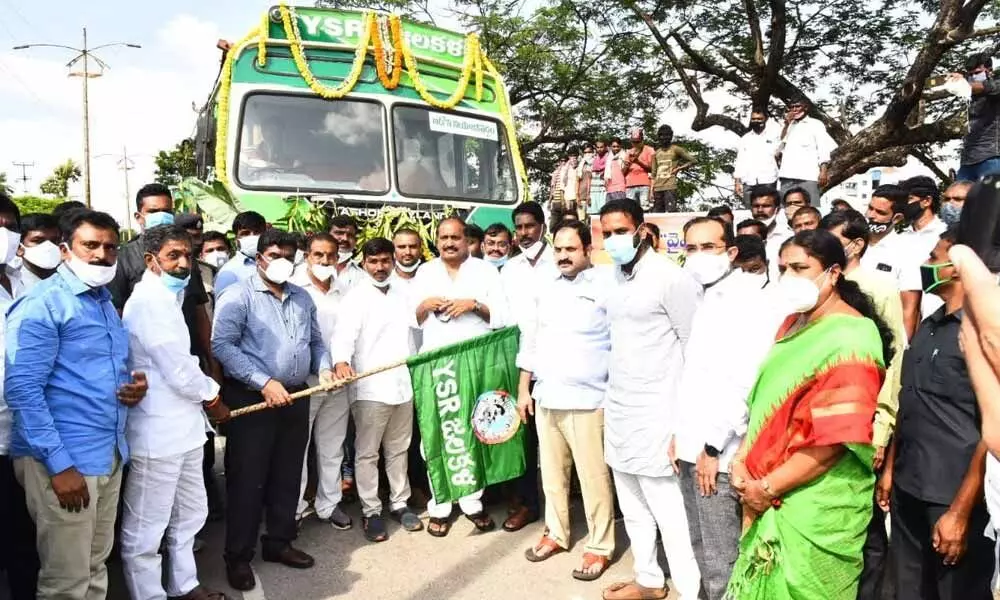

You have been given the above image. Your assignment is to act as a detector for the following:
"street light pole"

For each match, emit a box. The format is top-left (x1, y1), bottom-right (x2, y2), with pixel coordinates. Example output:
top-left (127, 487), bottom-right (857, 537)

top-left (13, 31), bottom-right (140, 208)
top-left (81, 28), bottom-right (92, 207)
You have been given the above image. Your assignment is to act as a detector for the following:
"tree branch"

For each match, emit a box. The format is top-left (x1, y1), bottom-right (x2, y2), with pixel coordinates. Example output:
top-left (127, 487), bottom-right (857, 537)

top-left (910, 148), bottom-right (952, 183)
top-left (756, 0), bottom-right (787, 109)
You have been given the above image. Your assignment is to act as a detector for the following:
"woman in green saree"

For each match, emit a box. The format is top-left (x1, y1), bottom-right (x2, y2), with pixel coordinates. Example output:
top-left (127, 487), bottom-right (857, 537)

top-left (727, 230), bottom-right (897, 600)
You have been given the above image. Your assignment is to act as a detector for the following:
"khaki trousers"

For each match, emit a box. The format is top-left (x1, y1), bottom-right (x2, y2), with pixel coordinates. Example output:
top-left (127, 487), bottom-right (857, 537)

top-left (351, 400), bottom-right (413, 517)
top-left (536, 406), bottom-right (615, 557)
top-left (15, 455), bottom-right (122, 600)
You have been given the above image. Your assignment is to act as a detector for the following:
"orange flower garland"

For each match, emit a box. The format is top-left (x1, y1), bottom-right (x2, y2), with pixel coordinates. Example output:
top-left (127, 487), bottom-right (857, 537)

top-left (373, 15), bottom-right (403, 90)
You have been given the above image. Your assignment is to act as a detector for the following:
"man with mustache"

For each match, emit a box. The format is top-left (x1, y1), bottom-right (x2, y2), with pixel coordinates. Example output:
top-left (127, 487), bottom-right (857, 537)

top-left (411, 217), bottom-right (507, 537)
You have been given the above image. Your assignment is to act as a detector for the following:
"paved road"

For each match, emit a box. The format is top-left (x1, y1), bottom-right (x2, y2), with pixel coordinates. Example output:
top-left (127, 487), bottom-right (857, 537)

top-left (102, 497), bottom-right (681, 600)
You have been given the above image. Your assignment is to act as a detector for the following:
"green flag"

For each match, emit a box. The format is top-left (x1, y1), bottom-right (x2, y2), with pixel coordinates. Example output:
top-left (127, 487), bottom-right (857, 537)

top-left (408, 327), bottom-right (525, 504)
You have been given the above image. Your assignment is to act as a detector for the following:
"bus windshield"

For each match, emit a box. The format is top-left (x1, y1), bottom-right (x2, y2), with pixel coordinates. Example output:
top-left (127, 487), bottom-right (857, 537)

top-left (236, 94), bottom-right (389, 193)
top-left (392, 105), bottom-right (516, 204)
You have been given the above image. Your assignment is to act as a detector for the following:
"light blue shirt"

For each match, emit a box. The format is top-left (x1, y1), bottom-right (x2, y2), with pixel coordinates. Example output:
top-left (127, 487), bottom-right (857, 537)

top-left (5, 264), bottom-right (130, 476)
top-left (214, 253), bottom-right (257, 297)
top-left (212, 273), bottom-right (330, 390)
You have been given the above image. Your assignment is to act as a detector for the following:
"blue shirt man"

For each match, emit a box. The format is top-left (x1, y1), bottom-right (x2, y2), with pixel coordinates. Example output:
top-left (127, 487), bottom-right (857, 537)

top-left (213, 210), bottom-right (266, 297)
top-left (210, 228), bottom-right (331, 590)
top-left (4, 209), bottom-right (147, 600)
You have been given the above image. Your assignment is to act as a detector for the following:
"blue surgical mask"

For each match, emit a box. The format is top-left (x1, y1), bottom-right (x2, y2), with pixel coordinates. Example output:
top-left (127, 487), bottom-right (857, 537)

top-left (159, 267), bottom-right (191, 294)
top-left (143, 211), bottom-right (175, 230)
top-left (940, 203), bottom-right (962, 226)
top-left (486, 255), bottom-right (508, 268)
top-left (604, 232), bottom-right (639, 265)
top-left (971, 72), bottom-right (988, 83)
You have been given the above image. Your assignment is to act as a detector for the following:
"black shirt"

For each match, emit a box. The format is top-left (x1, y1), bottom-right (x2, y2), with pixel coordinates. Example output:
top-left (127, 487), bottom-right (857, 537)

top-left (108, 236), bottom-right (209, 357)
top-left (894, 307), bottom-right (980, 505)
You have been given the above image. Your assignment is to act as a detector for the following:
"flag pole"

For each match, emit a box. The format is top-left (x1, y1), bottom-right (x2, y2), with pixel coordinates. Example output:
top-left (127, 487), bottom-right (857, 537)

top-left (228, 357), bottom-right (410, 418)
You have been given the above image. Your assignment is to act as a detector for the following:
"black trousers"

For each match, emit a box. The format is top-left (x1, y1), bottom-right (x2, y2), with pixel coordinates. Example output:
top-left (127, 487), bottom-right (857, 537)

top-left (223, 380), bottom-right (310, 563)
top-left (857, 491), bottom-right (893, 600)
top-left (0, 456), bottom-right (39, 600)
top-left (890, 485), bottom-right (994, 600)
top-left (513, 411), bottom-right (540, 513)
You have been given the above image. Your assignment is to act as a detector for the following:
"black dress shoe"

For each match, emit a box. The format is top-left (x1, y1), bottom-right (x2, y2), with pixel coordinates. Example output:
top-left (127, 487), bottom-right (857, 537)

top-left (225, 561), bottom-right (256, 591)
top-left (261, 544), bottom-right (315, 569)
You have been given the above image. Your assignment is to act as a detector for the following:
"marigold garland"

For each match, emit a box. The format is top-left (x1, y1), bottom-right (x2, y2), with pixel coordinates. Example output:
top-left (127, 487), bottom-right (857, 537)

top-left (278, 2), bottom-right (374, 100)
top-left (257, 11), bottom-right (269, 67)
top-left (373, 15), bottom-right (403, 90)
top-left (483, 55), bottom-right (530, 200)
top-left (216, 28), bottom-right (264, 187)
top-left (401, 32), bottom-right (480, 110)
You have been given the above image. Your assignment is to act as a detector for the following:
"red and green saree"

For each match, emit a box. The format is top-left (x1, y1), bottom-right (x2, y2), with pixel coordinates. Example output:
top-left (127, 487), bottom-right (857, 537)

top-left (726, 314), bottom-right (885, 600)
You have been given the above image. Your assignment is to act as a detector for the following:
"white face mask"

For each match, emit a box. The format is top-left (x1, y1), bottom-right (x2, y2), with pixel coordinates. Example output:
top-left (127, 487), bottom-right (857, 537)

top-left (684, 252), bottom-right (731, 286)
top-left (338, 248), bottom-right (354, 264)
top-left (757, 215), bottom-right (776, 228)
top-left (22, 241), bottom-right (62, 270)
top-left (294, 249), bottom-right (305, 265)
top-left (262, 257), bottom-right (294, 285)
top-left (0, 228), bottom-right (21, 265)
top-left (396, 260), bottom-right (420, 274)
top-left (368, 273), bottom-right (391, 288)
top-left (778, 269), bottom-right (829, 313)
top-left (62, 246), bottom-right (117, 288)
top-left (310, 263), bottom-right (336, 282)
top-left (238, 235), bottom-right (260, 258)
top-left (523, 240), bottom-right (545, 260)
top-left (971, 72), bottom-right (988, 82)
top-left (203, 250), bottom-right (229, 269)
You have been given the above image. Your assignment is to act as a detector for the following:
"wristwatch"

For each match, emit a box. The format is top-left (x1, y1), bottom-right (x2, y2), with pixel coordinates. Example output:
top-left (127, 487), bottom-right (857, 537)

top-left (704, 444), bottom-right (721, 458)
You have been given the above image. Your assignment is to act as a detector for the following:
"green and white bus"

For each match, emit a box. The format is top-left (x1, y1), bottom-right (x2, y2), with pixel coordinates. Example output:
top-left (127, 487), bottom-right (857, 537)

top-left (193, 3), bottom-right (527, 233)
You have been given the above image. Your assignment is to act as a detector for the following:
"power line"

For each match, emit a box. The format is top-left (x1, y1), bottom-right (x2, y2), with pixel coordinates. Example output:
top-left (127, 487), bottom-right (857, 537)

top-left (12, 161), bottom-right (34, 195)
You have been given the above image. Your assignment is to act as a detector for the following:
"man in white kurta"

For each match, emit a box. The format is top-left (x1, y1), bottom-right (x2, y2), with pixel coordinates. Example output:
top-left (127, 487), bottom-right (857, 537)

top-left (411, 218), bottom-right (507, 536)
top-left (119, 226), bottom-right (228, 600)
top-left (598, 199), bottom-right (703, 600)
top-left (291, 233), bottom-right (354, 530)
top-left (331, 237), bottom-right (423, 542)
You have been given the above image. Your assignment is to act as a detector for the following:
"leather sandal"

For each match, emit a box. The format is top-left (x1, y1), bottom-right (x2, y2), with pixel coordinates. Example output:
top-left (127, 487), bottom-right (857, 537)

top-left (602, 581), bottom-right (668, 600)
top-left (572, 552), bottom-right (611, 581)
top-left (524, 535), bottom-right (565, 562)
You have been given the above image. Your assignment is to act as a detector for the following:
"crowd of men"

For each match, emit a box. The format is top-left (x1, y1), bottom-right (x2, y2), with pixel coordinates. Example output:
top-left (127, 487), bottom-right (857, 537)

top-left (0, 51), bottom-right (997, 600)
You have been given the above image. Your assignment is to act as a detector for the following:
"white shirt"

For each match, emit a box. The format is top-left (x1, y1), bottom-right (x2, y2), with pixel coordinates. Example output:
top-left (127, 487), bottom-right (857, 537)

top-left (517, 267), bottom-right (612, 411)
top-left (290, 269), bottom-right (349, 346)
top-left (0, 268), bottom-right (24, 455)
top-left (673, 270), bottom-right (782, 471)
top-left (777, 116), bottom-right (835, 181)
top-left (765, 221), bottom-right (794, 281)
top-left (861, 230), bottom-right (908, 287)
top-left (19, 267), bottom-right (44, 294)
top-left (336, 261), bottom-right (365, 289)
top-left (412, 256), bottom-right (507, 352)
top-left (603, 251), bottom-right (703, 477)
top-left (985, 454), bottom-right (1000, 539)
top-left (122, 271), bottom-right (220, 459)
top-left (331, 281), bottom-right (415, 405)
top-left (734, 124), bottom-right (780, 185)
top-left (501, 243), bottom-right (558, 329)
top-left (898, 216), bottom-right (948, 318)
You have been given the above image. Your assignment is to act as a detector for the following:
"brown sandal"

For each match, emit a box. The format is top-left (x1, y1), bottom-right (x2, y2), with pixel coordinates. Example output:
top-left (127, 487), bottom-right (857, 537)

top-left (572, 552), bottom-right (611, 581)
top-left (601, 581), bottom-right (667, 600)
top-left (524, 535), bottom-right (565, 562)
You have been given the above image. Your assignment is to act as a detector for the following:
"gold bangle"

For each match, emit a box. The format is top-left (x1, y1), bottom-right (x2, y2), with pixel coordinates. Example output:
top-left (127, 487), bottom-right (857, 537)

top-left (203, 396), bottom-right (220, 409)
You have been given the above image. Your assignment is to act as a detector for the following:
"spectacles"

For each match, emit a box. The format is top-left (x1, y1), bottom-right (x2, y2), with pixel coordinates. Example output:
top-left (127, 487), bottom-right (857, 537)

top-left (685, 243), bottom-right (726, 253)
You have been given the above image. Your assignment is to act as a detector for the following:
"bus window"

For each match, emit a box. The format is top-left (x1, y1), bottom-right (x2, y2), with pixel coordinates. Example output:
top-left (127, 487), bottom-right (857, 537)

top-left (237, 94), bottom-right (388, 193)
top-left (392, 105), bottom-right (516, 204)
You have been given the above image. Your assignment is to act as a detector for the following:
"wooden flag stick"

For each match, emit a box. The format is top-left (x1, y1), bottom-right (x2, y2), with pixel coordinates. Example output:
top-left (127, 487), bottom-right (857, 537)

top-left (228, 357), bottom-right (411, 418)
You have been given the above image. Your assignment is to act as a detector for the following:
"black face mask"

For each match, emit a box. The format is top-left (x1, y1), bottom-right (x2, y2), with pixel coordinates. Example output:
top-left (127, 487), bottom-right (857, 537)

top-left (868, 219), bottom-right (891, 235)
top-left (750, 121), bottom-right (765, 133)
top-left (902, 201), bottom-right (924, 222)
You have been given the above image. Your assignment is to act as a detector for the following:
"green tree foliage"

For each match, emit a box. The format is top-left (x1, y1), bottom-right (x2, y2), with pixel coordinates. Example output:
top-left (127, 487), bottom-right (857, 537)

top-left (320, 0), bottom-right (998, 196)
top-left (39, 160), bottom-right (82, 198)
top-left (12, 195), bottom-right (61, 215)
top-left (154, 139), bottom-right (197, 187)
